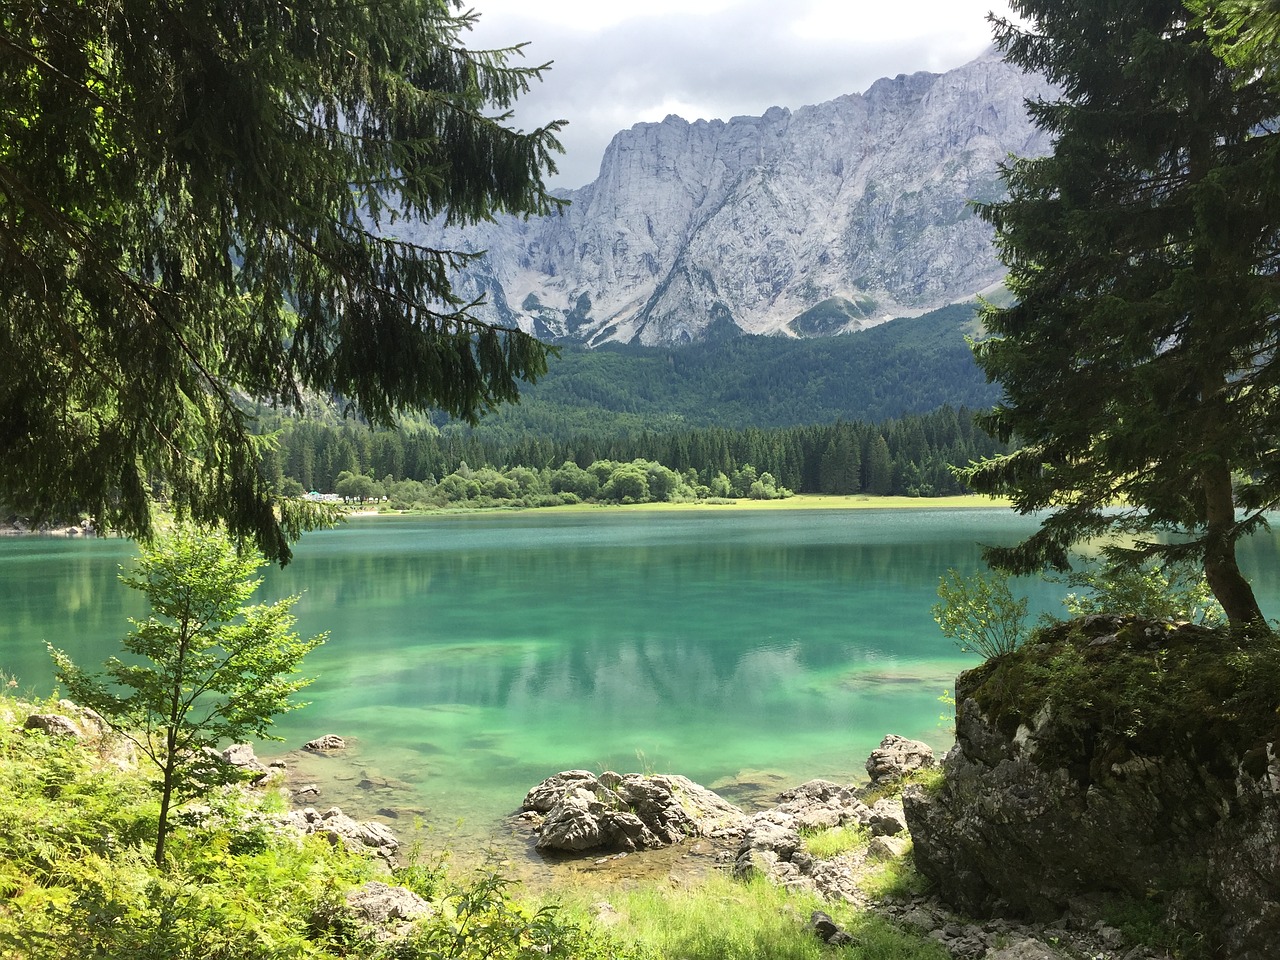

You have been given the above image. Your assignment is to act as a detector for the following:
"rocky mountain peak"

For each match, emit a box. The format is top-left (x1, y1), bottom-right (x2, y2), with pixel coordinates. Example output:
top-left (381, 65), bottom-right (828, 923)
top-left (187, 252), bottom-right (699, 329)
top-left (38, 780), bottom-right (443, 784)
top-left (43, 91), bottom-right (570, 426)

top-left (398, 50), bottom-right (1054, 345)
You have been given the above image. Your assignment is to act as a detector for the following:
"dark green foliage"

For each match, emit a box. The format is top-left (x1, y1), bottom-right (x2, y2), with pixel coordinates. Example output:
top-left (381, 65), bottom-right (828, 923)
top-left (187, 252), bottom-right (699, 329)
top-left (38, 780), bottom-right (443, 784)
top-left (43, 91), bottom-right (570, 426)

top-left (963, 0), bottom-right (1280, 626)
top-left (492, 302), bottom-right (996, 436)
top-left (789, 296), bottom-right (877, 337)
top-left (0, 696), bottom-right (643, 960)
top-left (963, 616), bottom-right (1280, 782)
top-left (264, 404), bottom-right (1006, 502)
top-left (0, 1), bottom-right (564, 563)
top-left (1191, 0), bottom-right (1280, 78)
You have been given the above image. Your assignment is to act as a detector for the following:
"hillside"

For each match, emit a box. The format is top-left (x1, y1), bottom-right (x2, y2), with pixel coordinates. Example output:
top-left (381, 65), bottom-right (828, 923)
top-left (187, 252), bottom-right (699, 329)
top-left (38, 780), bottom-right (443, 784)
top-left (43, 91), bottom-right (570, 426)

top-left (460, 302), bottom-right (995, 443)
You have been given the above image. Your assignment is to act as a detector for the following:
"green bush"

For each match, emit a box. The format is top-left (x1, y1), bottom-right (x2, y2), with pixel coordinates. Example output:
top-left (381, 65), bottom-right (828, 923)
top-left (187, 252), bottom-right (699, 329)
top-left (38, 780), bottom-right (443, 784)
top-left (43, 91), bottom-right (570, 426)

top-left (1057, 557), bottom-right (1224, 625)
top-left (932, 568), bottom-right (1029, 660)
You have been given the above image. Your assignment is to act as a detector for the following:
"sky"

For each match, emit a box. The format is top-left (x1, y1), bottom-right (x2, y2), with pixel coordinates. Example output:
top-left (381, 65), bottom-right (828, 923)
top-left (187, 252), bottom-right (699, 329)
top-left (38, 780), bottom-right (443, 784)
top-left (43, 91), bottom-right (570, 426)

top-left (465, 0), bottom-right (1020, 189)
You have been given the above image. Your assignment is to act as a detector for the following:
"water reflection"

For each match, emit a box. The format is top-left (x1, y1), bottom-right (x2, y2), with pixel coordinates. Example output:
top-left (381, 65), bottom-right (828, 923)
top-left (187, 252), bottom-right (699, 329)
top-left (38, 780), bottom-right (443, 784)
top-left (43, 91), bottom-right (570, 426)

top-left (3, 509), bottom-right (1278, 836)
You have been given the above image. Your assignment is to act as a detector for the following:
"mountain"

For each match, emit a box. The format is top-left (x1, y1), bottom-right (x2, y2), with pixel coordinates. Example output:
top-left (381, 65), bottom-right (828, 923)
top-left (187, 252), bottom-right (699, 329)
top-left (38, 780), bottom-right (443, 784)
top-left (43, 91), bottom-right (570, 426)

top-left (397, 50), bottom-right (1054, 346)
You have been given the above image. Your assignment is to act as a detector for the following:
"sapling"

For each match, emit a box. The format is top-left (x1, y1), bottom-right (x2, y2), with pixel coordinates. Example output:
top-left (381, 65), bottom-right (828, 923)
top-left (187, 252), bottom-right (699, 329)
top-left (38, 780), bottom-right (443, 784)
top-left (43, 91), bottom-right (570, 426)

top-left (50, 524), bottom-right (325, 866)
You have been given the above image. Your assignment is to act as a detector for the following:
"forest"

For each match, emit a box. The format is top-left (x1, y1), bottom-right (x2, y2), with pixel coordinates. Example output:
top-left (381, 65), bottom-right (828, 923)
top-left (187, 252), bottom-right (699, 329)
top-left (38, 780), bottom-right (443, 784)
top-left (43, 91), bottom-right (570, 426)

top-left (247, 301), bottom-right (1007, 506)
top-left (261, 405), bottom-right (1006, 507)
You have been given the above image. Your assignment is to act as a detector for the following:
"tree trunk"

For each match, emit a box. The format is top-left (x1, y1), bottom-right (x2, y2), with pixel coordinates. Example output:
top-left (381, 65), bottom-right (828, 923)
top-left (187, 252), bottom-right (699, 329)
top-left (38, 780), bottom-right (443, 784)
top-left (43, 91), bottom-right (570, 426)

top-left (1202, 459), bottom-right (1264, 628)
top-left (154, 730), bottom-right (178, 867)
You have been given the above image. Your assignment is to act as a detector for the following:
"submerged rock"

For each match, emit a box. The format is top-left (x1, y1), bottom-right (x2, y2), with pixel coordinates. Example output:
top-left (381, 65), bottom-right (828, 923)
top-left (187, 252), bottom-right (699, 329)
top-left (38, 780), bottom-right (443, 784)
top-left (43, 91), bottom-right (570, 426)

top-left (305, 734), bottom-right (347, 752)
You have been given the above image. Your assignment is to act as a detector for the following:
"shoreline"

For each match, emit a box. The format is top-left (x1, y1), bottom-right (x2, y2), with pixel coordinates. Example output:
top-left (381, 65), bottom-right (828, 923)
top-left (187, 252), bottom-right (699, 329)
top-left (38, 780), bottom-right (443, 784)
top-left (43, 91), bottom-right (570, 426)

top-left (345, 492), bottom-right (1015, 520)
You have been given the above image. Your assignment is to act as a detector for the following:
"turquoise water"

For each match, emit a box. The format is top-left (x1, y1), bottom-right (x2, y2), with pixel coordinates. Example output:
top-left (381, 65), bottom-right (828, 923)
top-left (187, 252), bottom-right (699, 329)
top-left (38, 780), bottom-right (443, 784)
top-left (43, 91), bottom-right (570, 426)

top-left (3, 508), bottom-right (1278, 846)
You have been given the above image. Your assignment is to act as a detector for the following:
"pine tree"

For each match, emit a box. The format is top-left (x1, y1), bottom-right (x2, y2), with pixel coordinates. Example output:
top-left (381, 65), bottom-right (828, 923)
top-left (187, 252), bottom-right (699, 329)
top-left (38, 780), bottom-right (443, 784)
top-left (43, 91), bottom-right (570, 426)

top-left (964, 0), bottom-right (1280, 626)
top-left (1, 1), bottom-right (564, 562)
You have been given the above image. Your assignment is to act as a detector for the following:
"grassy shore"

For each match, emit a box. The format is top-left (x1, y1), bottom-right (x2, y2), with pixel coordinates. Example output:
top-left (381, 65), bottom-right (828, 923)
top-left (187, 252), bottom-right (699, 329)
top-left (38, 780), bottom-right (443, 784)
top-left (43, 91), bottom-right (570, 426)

top-left (350, 492), bottom-right (1014, 520)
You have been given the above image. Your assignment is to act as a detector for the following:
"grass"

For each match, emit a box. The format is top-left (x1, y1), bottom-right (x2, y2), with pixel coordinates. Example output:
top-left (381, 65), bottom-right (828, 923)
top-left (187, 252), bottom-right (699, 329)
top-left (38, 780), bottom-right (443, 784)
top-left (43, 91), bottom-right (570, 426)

top-left (801, 823), bottom-right (869, 859)
top-left (363, 492), bottom-right (1013, 520)
top-left (551, 870), bottom-right (950, 960)
top-left (0, 689), bottom-right (955, 960)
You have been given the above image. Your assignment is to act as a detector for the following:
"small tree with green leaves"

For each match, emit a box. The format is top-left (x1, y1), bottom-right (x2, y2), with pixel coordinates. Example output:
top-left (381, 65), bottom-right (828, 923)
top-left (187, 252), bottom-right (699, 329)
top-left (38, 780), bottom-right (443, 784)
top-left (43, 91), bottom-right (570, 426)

top-left (1057, 556), bottom-right (1225, 626)
top-left (50, 525), bottom-right (325, 867)
top-left (932, 568), bottom-right (1029, 661)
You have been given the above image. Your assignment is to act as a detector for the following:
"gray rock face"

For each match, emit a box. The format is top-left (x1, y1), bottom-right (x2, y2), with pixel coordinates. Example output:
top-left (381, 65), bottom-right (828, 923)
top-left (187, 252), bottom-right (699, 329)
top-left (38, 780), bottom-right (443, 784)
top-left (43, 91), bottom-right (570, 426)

top-left (903, 645), bottom-right (1280, 960)
top-left (521, 770), bottom-right (745, 852)
top-left (865, 734), bottom-right (936, 785)
top-left (401, 51), bottom-right (1054, 345)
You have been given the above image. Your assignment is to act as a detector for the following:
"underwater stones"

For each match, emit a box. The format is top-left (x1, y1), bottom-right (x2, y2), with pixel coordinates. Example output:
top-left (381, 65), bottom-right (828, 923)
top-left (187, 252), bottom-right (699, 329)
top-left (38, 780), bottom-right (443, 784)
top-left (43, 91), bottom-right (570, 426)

top-left (305, 734), bottom-right (347, 752)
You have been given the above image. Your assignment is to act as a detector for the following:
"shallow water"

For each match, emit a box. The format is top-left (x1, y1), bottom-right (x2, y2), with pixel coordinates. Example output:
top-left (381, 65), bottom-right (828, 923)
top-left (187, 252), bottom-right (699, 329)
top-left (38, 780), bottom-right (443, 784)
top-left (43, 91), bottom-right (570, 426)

top-left (3, 507), bottom-right (1278, 864)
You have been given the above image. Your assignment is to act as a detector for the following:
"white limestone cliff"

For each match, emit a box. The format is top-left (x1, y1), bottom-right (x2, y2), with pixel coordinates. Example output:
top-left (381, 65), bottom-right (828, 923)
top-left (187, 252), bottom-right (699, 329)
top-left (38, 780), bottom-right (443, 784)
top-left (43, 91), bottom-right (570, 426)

top-left (394, 50), bottom-right (1054, 345)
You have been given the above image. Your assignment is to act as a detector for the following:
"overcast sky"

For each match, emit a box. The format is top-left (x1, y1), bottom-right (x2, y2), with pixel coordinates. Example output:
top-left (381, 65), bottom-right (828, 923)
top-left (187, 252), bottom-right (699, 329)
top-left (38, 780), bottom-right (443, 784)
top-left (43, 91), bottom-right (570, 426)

top-left (465, 0), bottom-right (1020, 189)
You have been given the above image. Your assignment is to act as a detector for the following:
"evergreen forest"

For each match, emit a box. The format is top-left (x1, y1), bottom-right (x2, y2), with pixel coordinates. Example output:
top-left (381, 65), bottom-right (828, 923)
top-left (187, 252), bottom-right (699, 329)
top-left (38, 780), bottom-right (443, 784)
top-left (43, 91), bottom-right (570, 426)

top-left (251, 303), bottom-right (1007, 506)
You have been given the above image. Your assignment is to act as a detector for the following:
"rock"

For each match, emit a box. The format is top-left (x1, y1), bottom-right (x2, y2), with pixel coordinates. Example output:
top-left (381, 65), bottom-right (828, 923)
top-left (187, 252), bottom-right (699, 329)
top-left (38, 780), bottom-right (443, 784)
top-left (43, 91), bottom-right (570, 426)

top-left (865, 734), bottom-right (935, 785)
top-left (903, 616), bottom-right (1280, 959)
top-left (865, 797), bottom-right (908, 836)
top-left (283, 806), bottom-right (400, 865)
top-left (773, 779), bottom-right (869, 830)
top-left (983, 938), bottom-right (1065, 960)
top-left (305, 734), bottom-right (347, 752)
top-left (345, 881), bottom-right (431, 925)
top-left (403, 53), bottom-right (1055, 346)
top-left (809, 910), bottom-right (858, 947)
top-left (24, 713), bottom-right (85, 738)
top-left (24, 701), bottom-right (108, 740)
top-left (217, 742), bottom-right (270, 785)
top-left (522, 770), bottom-right (745, 853)
top-left (344, 881), bottom-right (431, 942)
top-left (591, 900), bottom-right (622, 927)
top-left (522, 770), bottom-right (600, 813)
top-left (867, 834), bottom-right (911, 860)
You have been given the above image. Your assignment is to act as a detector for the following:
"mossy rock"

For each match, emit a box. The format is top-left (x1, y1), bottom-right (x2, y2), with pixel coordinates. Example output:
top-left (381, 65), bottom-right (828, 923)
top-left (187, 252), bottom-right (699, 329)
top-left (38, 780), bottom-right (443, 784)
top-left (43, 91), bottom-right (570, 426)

top-left (907, 616), bottom-right (1280, 958)
top-left (959, 615), bottom-right (1280, 779)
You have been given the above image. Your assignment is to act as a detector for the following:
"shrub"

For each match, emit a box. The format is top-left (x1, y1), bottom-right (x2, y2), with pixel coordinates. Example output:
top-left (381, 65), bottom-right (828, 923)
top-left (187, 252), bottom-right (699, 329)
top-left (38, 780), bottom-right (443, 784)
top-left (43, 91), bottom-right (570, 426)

top-left (932, 568), bottom-right (1029, 660)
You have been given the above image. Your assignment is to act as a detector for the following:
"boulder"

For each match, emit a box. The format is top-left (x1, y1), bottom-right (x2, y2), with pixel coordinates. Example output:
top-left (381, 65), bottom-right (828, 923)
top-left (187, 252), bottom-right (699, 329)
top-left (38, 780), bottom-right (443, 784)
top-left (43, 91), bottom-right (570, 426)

top-left (865, 797), bottom-right (907, 837)
top-left (24, 701), bottom-right (107, 740)
top-left (284, 806), bottom-right (400, 865)
top-left (809, 910), bottom-right (858, 947)
top-left (24, 713), bottom-right (85, 738)
top-left (865, 734), bottom-right (935, 785)
top-left (344, 881), bottom-right (432, 943)
top-left (521, 770), bottom-right (745, 852)
top-left (903, 616), bottom-right (1280, 960)
top-left (773, 779), bottom-right (869, 830)
top-left (345, 880), bottom-right (432, 925)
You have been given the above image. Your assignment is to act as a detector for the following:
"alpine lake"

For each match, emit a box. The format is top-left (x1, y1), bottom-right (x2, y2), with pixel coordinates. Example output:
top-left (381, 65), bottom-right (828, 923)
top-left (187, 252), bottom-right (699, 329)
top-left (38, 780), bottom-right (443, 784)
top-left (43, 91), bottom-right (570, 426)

top-left (4, 506), bottom-right (1279, 879)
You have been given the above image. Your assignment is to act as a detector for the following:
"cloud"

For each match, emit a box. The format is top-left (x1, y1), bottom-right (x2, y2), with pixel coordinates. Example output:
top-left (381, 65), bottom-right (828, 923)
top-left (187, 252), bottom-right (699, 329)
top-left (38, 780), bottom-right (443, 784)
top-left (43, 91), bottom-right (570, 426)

top-left (466, 1), bottom-right (1015, 188)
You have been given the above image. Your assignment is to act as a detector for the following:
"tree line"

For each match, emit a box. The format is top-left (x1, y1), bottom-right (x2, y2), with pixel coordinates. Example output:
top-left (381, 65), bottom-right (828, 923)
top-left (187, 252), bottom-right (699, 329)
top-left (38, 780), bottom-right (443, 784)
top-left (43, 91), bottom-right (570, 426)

top-left (258, 405), bottom-right (1006, 503)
